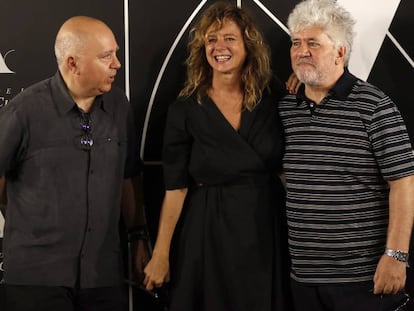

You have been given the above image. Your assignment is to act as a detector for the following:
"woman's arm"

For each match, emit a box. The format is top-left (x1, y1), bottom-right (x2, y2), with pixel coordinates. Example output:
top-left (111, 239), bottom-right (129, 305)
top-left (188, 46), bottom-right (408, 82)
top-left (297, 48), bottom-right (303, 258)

top-left (143, 188), bottom-right (188, 290)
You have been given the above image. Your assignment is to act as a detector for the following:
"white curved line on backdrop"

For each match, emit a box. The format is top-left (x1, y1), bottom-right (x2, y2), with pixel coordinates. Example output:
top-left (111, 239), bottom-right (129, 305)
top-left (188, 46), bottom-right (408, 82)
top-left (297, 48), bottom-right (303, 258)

top-left (140, 0), bottom-right (208, 160)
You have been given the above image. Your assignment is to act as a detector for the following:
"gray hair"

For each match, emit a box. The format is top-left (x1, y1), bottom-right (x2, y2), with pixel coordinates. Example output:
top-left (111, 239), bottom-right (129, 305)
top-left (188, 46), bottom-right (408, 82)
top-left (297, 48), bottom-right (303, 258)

top-left (287, 0), bottom-right (356, 66)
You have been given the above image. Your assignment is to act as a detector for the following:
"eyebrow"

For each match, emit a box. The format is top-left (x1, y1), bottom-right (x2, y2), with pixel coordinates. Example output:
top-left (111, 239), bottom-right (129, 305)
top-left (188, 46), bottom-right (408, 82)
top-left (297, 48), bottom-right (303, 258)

top-left (291, 37), bottom-right (320, 43)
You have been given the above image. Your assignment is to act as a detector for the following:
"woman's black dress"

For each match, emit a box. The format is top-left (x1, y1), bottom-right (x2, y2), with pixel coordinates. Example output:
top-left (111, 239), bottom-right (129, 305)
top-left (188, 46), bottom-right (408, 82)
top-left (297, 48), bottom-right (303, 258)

top-left (163, 94), bottom-right (286, 311)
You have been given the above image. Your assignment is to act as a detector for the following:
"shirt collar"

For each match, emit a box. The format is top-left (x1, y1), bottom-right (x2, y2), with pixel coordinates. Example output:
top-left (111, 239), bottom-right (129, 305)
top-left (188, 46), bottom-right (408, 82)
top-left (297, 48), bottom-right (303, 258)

top-left (51, 71), bottom-right (107, 115)
top-left (295, 68), bottom-right (359, 105)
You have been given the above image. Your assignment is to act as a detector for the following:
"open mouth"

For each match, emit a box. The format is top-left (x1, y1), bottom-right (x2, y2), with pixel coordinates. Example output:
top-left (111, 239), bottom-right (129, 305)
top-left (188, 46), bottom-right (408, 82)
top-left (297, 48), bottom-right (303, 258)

top-left (214, 55), bottom-right (231, 62)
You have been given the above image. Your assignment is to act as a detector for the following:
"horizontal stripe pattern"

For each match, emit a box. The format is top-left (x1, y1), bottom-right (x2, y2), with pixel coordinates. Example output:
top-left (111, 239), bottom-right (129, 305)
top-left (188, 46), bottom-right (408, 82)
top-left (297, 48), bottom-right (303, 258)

top-left (279, 79), bottom-right (414, 284)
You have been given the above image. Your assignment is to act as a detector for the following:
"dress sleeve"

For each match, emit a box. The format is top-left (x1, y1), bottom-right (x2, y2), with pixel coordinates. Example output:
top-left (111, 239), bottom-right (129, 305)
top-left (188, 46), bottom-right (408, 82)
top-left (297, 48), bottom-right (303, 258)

top-left (369, 96), bottom-right (414, 180)
top-left (162, 99), bottom-right (193, 190)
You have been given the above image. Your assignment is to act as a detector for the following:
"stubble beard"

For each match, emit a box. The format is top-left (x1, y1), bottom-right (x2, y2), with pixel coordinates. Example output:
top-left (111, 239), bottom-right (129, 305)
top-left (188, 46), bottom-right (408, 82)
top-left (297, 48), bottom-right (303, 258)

top-left (294, 66), bottom-right (324, 87)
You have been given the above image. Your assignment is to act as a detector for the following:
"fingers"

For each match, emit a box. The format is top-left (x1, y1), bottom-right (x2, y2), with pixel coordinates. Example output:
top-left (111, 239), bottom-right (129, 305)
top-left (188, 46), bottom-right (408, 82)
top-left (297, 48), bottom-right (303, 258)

top-left (373, 255), bottom-right (406, 295)
top-left (285, 73), bottom-right (301, 94)
top-left (293, 80), bottom-right (301, 94)
top-left (373, 281), bottom-right (402, 295)
top-left (141, 252), bottom-right (170, 292)
top-left (143, 272), bottom-right (156, 291)
top-left (143, 275), bottom-right (165, 291)
top-left (142, 264), bottom-right (168, 291)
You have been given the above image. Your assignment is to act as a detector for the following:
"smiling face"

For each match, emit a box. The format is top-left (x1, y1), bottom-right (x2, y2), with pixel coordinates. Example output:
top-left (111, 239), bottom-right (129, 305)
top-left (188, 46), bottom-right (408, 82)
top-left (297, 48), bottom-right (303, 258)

top-left (204, 19), bottom-right (247, 78)
top-left (290, 25), bottom-right (345, 88)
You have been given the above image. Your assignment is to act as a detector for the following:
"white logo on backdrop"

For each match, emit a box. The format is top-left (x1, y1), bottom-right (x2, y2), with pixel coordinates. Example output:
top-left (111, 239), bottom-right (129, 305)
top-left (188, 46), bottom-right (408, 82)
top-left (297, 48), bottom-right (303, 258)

top-left (0, 50), bottom-right (16, 74)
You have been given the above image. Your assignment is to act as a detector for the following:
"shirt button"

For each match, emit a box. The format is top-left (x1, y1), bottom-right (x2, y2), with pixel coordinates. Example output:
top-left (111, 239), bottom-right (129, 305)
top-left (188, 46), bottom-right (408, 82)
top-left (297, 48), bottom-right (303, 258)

top-left (90, 169), bottom-right (94, 175)
top-left (87, 227), bottom-right (92, 232)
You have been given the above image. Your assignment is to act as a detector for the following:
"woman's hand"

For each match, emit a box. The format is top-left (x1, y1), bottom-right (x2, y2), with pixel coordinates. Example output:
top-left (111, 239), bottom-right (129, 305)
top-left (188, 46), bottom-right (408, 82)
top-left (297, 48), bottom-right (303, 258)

top-left (143, 252), bottom-right (170, 291)
top-left (285, 72), bottom-right (301, 94)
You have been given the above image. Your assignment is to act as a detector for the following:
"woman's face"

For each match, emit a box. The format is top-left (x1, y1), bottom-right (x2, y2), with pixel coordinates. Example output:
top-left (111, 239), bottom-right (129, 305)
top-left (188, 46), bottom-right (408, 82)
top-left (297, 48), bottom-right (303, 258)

top-left (204, 19), bottom-right (247, 77)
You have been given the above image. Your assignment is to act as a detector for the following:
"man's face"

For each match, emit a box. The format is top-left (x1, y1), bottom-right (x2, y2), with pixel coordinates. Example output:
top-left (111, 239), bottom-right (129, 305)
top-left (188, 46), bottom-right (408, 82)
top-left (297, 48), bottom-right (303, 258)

top-left (290, 25), bottom-right (343, 87)
top-left (76, 28), bottom-right (121, 96)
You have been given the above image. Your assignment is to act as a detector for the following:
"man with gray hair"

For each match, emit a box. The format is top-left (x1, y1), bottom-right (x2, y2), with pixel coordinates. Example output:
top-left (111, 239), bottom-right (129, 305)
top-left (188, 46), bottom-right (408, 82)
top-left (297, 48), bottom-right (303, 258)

top-left (278, 0), bottom-right (414, 310)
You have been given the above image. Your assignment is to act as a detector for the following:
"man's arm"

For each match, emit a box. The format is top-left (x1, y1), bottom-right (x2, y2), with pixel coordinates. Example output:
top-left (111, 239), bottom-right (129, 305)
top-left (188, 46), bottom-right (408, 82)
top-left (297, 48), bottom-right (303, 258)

top-left (122, 175), bottom-right (146, 228)
top-left (121, 175), bottom-right (150, 280)
top-left (374, 174), bottom-right (414, 294)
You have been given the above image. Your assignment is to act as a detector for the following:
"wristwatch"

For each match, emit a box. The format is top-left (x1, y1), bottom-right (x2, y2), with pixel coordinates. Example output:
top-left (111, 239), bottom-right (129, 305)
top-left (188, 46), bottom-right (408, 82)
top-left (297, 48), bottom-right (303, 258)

top-left (384, 247), bottom-right (410, 267)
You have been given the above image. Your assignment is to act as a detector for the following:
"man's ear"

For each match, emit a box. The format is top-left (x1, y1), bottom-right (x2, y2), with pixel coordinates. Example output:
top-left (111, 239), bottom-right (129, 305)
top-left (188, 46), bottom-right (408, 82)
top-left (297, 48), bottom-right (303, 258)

top-left (335, 46), bottom-right (346, 65)
top-left (66, 56), bottom-right (78, 73)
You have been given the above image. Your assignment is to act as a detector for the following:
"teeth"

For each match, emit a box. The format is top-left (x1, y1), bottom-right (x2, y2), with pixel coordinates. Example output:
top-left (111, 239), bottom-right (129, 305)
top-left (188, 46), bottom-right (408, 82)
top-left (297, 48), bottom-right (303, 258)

top-left (215, 55), bottom-right (230, 61)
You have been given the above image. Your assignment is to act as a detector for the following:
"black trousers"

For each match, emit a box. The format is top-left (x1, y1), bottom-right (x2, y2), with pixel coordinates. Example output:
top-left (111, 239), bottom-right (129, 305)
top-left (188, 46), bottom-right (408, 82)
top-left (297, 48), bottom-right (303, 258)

top-left (291, 278), bottom-right (410, 311)
top-left (4, 284), bottom-right (127, 311)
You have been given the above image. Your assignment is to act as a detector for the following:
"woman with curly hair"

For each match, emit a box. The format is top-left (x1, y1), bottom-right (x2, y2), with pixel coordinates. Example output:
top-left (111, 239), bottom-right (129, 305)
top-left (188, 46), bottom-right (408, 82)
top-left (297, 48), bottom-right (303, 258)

top-left (144, 2), bottom-right (288, 310)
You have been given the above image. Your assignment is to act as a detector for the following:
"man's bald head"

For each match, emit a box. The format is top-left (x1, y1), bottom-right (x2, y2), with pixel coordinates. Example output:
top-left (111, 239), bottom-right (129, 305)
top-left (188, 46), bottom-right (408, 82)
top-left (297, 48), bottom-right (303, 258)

top-left (54, 16), bottom-right (112, 68)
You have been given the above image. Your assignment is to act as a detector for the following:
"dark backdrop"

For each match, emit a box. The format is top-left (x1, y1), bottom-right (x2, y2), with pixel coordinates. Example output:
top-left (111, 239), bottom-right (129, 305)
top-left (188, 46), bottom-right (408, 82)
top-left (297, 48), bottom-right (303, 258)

top-left (0, 0), bottom-right (413, 309)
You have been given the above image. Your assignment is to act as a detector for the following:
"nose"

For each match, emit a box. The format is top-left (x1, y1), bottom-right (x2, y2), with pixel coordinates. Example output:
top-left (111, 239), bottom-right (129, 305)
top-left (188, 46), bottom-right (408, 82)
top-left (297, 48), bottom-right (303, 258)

top-left (296, 43), bottom-right (310, 56)
top-left (214, 37), bottom-right (227, 50)
top-left (112, 55), bottom-right (121, 69)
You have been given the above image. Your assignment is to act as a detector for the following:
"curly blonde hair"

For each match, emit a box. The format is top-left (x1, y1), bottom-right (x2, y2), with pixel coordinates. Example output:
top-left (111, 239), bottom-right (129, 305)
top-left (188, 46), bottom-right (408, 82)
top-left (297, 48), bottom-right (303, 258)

top-left (179, 1), bottom-right (271, 111)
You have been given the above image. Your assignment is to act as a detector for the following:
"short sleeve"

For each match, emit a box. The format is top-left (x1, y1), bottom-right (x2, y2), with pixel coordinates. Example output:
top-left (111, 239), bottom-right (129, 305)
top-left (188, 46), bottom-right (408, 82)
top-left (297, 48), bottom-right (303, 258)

top-left (369, 96), bottom-right (414, 180)
top-left (162, 99), bottom-right (193, 190)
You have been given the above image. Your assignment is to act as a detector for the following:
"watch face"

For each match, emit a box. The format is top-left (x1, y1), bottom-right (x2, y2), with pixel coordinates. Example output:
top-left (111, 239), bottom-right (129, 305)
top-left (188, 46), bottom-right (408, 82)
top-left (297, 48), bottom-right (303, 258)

top-left (395, 251), bottom-right (409, 262)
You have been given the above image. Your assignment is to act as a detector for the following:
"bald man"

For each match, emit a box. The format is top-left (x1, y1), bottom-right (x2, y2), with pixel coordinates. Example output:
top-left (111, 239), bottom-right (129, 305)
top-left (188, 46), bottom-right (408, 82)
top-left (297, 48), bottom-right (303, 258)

top-left (0, 16), bottom-right (148, 311)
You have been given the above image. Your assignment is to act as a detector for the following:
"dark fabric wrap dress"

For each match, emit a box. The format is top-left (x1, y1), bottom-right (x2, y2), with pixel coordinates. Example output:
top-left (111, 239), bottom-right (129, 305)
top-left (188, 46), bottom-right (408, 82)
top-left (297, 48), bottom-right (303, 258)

top-left (163, 94), bottom-right (286, 311)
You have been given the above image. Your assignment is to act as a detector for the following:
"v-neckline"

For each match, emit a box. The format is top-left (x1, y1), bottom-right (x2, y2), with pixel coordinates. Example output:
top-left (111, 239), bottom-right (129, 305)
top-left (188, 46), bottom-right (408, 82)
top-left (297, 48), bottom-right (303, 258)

top-left (206, 96), bottom-right (244, 133)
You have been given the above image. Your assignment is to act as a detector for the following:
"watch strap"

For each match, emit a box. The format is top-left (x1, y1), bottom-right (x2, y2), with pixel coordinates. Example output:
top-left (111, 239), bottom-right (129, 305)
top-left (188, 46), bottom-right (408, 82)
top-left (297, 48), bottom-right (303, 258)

top-left (384, 247), bottom-right (410, 267)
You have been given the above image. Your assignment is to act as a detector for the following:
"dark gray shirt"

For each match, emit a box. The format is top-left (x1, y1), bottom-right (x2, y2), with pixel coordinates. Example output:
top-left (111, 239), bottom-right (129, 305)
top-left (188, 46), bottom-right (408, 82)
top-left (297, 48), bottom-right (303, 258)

top-left (0, 72), bottom-right (140, 288)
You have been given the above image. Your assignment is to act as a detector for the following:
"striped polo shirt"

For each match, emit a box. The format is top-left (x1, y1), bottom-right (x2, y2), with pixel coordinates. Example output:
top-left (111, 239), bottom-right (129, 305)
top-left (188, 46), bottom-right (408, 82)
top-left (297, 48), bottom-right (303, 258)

top-left (278, 69), bottom-right (414, 284)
